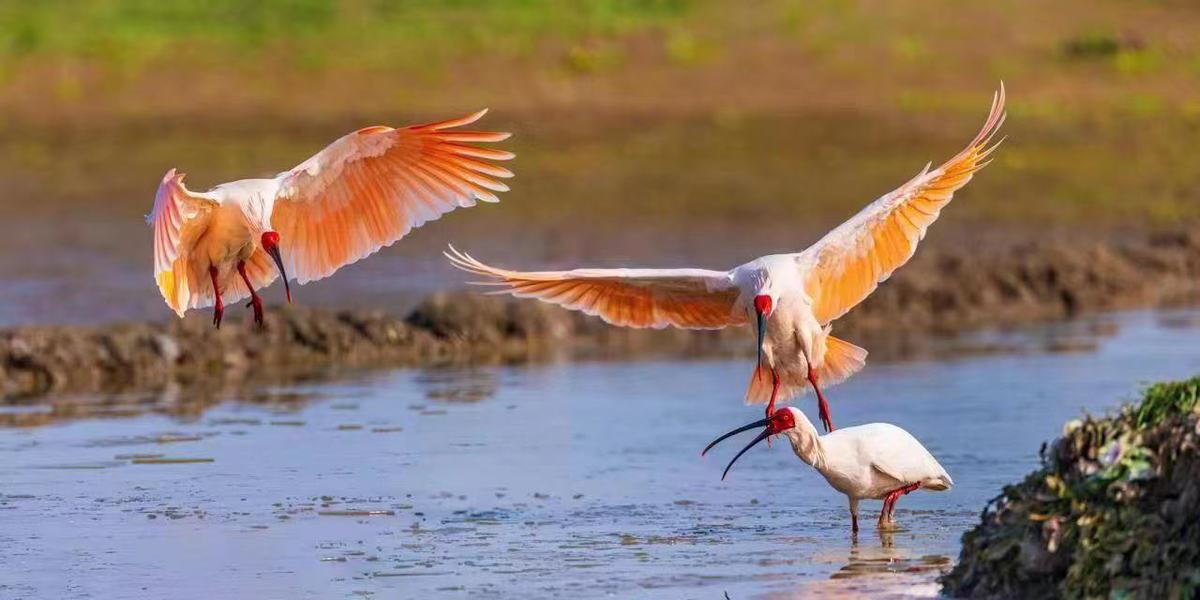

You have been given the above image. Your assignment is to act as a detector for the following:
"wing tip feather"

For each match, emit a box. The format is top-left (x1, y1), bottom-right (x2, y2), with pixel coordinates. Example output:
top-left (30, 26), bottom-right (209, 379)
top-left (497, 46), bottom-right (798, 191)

top-left (419, 108), bottom-right (491, 131)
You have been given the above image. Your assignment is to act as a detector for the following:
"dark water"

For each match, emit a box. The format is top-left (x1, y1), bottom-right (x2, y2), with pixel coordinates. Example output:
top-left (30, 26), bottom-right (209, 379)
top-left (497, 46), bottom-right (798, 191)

top-left (3, 310), bottom-right (1200, 599)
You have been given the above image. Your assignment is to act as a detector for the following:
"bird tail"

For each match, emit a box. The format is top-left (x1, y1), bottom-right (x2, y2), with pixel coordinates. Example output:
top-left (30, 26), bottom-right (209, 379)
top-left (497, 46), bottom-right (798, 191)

top-left (924, 473), bottom-right (954, 491)
top-left (744, 363), bottom-right (784, 405)
top-left (817, 335), bottom-right (868, 388)
top-left (744, 335), bottom-right (867, 405)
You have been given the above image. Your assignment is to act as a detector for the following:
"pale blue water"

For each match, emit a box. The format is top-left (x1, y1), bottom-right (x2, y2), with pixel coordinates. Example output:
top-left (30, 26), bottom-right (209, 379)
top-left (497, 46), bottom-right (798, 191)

top-left (2, 310), bottom-right (1199, 599)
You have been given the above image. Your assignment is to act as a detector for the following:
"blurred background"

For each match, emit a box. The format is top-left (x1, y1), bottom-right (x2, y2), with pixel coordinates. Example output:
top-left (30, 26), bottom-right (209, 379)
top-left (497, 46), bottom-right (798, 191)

top-left (7, 6), bottom-right (1200, 598)
top-left (2, 0), bottom-right (1199, 325)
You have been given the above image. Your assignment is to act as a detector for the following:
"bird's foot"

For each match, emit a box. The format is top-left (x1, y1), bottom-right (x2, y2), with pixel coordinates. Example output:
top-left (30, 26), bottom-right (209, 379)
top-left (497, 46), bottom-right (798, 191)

top-left (209, 265), bottom-right (224, 330)
top-left (816, 393), bottom-right (834, 432)
top-left (819, 410), bottom-right (834, 434)
top-left (236, 260), bottom-right (265, 329)
top-left (245, 295), bottom-right (264, 328)
top-left (808, 368), bottom-right (834, 432)
top-left (880, 483), bottom-right (921, 526)
top-left (764, 399), bottom-right (776, 447)
top-left (765, 368), bottom-right (781, 447)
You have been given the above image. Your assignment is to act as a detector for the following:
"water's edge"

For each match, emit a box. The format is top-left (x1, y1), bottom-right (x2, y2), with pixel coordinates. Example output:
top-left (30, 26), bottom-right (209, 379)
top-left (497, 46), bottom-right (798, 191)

top-left (4, 228), bottom-right (1200, 404)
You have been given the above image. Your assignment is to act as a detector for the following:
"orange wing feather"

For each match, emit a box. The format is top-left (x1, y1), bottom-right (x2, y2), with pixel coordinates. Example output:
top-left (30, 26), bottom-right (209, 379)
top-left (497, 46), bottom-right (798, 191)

top-left (803, 85), bottom-right (1006, 325)
top-left (446, 247), bottom-right (746, 330)
top-left (272, 110), bottom-right (514, 284)
top-left (146, 169), bottom-right (220, 316)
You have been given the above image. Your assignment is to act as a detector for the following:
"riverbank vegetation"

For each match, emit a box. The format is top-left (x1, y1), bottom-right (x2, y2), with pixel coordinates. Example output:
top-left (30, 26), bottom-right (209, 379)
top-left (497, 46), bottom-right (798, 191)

top-left (943, 376), bottom-right (1200, 598)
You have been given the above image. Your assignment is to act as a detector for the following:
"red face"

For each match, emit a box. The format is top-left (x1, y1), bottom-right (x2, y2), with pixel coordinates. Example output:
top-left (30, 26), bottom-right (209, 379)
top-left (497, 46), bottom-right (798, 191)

top-left (768, 407), bottom-right (795, 434)
top-left (261, 231), bottom-right (280, 251)
top-left (259, 230), bottom-right (291, 304)
top-left (754, 294), bottom-right (773, 316)
top-left (704, 406), bottom-right (798, 481)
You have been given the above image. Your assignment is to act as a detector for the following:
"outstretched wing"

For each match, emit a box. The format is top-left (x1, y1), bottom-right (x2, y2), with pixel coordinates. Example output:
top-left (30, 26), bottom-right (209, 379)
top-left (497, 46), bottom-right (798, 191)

top-left (446, 246), bottom-right (746, 330)
top-left (801, 85), bottom-right (1006, 325)
top-left (272, 110), bottom-right (514, 284)
top-left (146, 169), bottom-right (220, 316)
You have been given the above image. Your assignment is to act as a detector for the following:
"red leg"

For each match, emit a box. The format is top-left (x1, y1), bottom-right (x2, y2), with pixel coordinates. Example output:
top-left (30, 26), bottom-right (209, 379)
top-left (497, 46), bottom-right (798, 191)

top-left (209, 266), bottom-right (224, 329)
top-left (807, 366), bottom-right (834, 432)
top-left (237, 260), bottom-right (264, 328)
top-left (766, 368), bottom-right (780, 418)
top-left (879, 492), bottom-right (897, 527)
top-left (880, 482), bottom-right (921, 525)
top-left (894, 482), bottom-right (920, 520)
top-left (765, 368), bottom-right (781, 446)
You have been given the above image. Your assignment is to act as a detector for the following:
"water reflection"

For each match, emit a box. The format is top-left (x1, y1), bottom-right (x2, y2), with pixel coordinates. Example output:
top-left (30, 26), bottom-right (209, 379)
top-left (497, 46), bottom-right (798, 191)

top-left (833, 531), bottom-right (951, 580)
top-left (416, 368), bottom-right (499, 404)
top-left (0, 377), bottom-right (343, 428)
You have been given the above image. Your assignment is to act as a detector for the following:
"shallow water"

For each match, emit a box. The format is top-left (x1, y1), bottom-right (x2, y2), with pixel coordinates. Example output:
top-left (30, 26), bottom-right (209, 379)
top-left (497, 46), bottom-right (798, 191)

top-left (3, 310), bottom-right (1200, 599)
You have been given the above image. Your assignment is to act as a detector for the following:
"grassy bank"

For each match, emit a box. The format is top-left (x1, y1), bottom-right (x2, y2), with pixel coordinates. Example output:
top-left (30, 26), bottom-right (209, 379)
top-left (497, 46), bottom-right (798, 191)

top-left (3, 1), bottom-right (1200, 232)
top-left (0, 0), bottom-right (694, 73)
top-left (942, 376), bottom-right (1200, 598)
top-left (3, 0), bottom-right (1199, 118)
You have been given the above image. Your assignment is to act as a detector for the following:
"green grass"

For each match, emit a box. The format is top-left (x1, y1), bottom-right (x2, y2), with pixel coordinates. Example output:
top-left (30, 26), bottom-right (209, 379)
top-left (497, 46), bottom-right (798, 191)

top-left (0, 0), bottom-right (698, 73)
top-left (3, 0), bottom-right (1200, 231)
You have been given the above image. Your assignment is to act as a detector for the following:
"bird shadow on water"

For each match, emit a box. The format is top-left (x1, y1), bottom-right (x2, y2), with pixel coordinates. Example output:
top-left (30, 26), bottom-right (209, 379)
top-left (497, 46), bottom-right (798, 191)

top-left (719, 527), bottom-right (952, 600)
top-left (832, 529), bottom-right (951, 580)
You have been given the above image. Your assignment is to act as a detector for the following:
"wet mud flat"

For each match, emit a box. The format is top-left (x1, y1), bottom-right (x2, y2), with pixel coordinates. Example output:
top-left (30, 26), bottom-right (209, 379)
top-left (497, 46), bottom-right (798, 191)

top-left (3, 229), bottom-right (1200, 407)
top-left (3, 310), bottom-right (1200, 598)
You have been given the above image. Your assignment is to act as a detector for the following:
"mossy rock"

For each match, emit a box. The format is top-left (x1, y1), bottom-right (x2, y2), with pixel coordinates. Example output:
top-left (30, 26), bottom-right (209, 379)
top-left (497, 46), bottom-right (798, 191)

top-left (942, 377), bottom-right (1200, 599)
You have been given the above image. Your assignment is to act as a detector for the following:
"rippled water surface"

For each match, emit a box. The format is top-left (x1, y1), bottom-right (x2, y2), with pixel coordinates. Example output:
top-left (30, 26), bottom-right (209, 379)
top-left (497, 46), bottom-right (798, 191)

top-left (3, 311), bottom-right (1200, 599)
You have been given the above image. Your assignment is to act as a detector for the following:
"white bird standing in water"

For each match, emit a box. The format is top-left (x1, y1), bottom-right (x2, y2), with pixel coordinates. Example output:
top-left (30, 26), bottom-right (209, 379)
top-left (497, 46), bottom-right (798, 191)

top-left (148, 110), bottom-right (514, 328)
top-left (447, 86), bottom-right (1005, 432)
top-left (703, 407), bottom-right (953, 533)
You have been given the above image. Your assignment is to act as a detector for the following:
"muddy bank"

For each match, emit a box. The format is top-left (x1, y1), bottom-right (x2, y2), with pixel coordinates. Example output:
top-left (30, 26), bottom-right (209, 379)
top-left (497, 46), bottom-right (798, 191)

top-left (2, 229), bottom-right (1199, 405)
top-left (834, 228), bottom-right (1200, 337)
top-left (941, 376), bottom-right (1200, 598)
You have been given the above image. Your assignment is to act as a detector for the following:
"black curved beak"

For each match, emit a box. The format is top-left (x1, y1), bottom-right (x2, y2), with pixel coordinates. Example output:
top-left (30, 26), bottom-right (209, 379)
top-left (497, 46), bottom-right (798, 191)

top-left (265, 246), bottom-right (292, 304)
top-left (722, 429), bottom-right (771, 480)
top-left (756, 309), bottom-right (766, 372)
top-left (702, 417), bottom-right (768, 456)
top-left (701, 416), bottom-right (773, 480)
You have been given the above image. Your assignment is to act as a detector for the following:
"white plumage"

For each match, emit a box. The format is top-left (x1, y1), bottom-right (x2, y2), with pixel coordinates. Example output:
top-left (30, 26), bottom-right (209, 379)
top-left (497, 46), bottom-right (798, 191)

top-left (703, 407), bottom-right (952, 533)
top-left (147, 109), bottom-right (514, 327)
top-left (449, 85), bottom-right (1005, 432)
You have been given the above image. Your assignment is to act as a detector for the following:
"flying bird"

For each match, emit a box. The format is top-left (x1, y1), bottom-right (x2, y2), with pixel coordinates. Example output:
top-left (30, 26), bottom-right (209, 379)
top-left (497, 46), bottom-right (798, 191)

top-left (703, 407), bottom-right (953, 533)
top-left (148, 110), bottom-right (514, 328)
top-left (446, 85), bottom-right (1004, 432)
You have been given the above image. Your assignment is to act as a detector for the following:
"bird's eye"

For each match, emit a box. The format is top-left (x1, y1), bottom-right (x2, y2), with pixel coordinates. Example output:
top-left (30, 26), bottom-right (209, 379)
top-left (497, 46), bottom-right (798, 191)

top-left (772, 410), bottom-right (795, 431)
